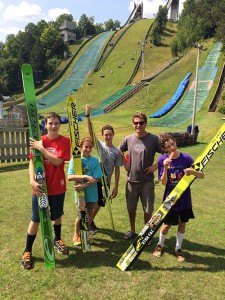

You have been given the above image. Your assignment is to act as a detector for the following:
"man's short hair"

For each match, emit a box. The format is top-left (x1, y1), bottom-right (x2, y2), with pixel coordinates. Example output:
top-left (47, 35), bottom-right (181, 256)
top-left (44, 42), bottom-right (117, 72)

top-left (132, 112), bottom-right (147, 123)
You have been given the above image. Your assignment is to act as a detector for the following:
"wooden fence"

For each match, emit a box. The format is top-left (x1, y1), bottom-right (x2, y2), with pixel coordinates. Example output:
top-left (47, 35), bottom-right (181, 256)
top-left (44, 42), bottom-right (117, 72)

top-left (0, 127), bottom-right (29, 163)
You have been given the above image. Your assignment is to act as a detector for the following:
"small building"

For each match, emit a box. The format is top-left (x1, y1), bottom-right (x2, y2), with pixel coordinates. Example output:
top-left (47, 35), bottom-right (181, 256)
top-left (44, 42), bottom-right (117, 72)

top-left (59, 20), bottom-right (76, 44)
top-left (7, 105), bottom-right (28, 127)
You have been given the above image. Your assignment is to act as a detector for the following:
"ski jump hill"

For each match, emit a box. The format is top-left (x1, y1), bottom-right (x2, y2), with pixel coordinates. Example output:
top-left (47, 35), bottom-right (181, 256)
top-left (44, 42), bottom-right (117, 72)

top-left (37, 31), bottom-right (113, 110)
top-left (36, 2), bottom-right (144, 112)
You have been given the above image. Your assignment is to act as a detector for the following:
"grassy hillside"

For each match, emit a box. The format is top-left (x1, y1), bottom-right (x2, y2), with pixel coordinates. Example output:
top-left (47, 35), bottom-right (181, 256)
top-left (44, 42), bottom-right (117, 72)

top-left (38, 20), bottom-right (224, 145)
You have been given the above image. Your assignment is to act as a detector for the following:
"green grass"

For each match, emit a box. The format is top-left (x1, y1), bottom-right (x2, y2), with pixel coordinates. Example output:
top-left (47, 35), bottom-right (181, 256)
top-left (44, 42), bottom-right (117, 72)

top-left (1, 139), bottom-right (225, 299)
top-left (1, 21), bottom-right (225, 299)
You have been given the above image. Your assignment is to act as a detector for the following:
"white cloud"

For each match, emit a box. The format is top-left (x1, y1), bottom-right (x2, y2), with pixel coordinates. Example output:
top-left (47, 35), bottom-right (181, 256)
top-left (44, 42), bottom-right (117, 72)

top-left (129, 0), bottom-right (184, 18)
top-left (0, 25), bottom-right (22, 36)
top-left (129, 0), bottom-right (166, 18)
top-left (3, 1), bottom-right (42, 21)
top-left (48, 8), bottom-right (70, 21)
top-left (0, 1), bottom-right (4, 12)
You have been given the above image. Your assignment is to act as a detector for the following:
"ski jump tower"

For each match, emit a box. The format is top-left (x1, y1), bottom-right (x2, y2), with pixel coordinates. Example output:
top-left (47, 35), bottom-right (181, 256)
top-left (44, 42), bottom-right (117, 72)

top-left (126, 2), bottom-right (143, 26)
top-left (166, 0), bottom-right (179, 22)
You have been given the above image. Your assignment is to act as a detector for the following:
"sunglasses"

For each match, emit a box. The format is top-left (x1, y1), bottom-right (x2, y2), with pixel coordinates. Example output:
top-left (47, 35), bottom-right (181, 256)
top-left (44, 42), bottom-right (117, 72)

top-left (133, 121), bottom-right (145, 125)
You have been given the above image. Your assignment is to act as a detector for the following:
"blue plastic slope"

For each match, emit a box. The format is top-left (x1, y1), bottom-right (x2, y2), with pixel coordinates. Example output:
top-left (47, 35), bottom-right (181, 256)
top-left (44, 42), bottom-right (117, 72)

top-left (149, 72), bottom-right (191, 118)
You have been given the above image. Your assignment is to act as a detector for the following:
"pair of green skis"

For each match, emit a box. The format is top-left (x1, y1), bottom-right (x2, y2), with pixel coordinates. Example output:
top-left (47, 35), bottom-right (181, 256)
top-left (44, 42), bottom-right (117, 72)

top-left (22, 64), bottom-right (55, 269)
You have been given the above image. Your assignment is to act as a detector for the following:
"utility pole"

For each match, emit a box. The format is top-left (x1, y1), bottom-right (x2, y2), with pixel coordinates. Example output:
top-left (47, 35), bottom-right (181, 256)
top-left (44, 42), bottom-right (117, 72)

top-left (191, 44), bottom-right (202, 135)
top-left (138, 40), bottom-right (147, 79)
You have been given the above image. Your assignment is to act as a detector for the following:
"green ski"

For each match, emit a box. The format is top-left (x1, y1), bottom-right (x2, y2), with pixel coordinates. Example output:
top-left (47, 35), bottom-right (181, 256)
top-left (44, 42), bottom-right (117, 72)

top-left (66, 95), bottom-right (91, 252)
top-left (117, 123), bottom-right (225, 271)
top-left (89, 115), bottom-right (116, 238)
top-left (21, 64), bottom-right (55, 269)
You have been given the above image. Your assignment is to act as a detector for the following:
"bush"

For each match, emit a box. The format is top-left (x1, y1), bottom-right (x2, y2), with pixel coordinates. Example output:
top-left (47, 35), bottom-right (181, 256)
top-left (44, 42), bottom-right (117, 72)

top-left (218, 104), bottom-right (225, 114)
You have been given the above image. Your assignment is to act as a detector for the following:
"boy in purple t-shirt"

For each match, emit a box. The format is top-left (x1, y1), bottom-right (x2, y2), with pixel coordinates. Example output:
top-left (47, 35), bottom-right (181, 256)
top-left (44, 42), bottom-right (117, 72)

top-left (153, 134), bottom-right (204, 262)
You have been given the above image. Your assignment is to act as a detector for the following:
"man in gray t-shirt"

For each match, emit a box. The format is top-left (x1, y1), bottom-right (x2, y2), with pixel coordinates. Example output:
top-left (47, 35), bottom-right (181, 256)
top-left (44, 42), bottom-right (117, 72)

top-left (119, 111), bottom-right (163, 240)
top-left (85, 105), bottom-right (122, 232)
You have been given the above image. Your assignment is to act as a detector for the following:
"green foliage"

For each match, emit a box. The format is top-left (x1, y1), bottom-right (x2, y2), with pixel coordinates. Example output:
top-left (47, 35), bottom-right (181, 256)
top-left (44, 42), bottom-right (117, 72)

top-left (104, 18), bottom-right (121, 31)
top-left (77, 14), bottom-right (96, 37)
top-left (170, 38), bottom-right (179, 57)
top-left (218, 93), bottom-right (225, 114)
top-left (218, 105), bottom-right (225, 114)
top-left (173, 0), bottom-right (225, 55)
top-left (149, 5), bottom-right (167, 46)
top-left (155, 5), bottom-right (168, 34)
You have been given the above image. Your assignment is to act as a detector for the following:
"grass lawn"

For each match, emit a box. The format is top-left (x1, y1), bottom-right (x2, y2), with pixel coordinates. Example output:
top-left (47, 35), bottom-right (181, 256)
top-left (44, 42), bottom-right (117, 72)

top-left (0, 137), bottom-right (225, 299)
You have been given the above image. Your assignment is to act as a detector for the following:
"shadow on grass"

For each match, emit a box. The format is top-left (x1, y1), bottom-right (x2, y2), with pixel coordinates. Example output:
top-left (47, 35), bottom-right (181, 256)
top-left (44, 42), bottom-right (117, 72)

top-left (55, 228), bottom-right (153, 270)
top-left (0, 162), bottom-right (29, 173)
top-left (149, 237), bottom-right (225, 272)
top-left (26, 229), bottom-right (225, 272)
top-left (54, 232), bottom-right (225, 272)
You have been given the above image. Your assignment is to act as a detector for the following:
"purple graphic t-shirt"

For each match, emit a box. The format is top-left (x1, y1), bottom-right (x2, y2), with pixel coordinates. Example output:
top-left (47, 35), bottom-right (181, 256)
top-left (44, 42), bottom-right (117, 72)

top-left (158, 152), bottom-right (194, 211)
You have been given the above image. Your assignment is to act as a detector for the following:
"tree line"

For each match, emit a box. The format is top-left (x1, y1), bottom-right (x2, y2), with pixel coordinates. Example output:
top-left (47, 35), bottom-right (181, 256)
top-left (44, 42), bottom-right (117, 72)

top-left (0, 13), bottom-right (120, 96)
top-left (171, 0), bottom-right (225, 56)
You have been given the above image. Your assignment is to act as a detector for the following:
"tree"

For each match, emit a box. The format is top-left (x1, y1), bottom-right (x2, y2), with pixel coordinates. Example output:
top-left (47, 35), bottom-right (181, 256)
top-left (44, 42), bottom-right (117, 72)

top-left (104, 19), bottom-right (114, 31)
top-left (170, 38), bottom-right (179, 57)
top-left (36, 20), bottom-right (48, 35)
top-left (0, 57), bottom-right (21, 94)
top-left (95, 23), bottom-right (104, 34)
top-left (40, 26), bottom-right (64, 58)
top-left (155, 5), bottom-right (168, 34)
top-left (78, 14), bottom-right (95, 36)
top-left (29, 42), bottom-right (46, 72)
top-left (25, 23), bottom-right (39, 36)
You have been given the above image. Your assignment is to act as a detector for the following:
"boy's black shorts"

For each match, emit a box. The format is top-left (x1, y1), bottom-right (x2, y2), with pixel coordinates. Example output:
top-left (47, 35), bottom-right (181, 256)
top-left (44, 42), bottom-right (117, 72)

top-left (163, 209), bottom-right (195, 225)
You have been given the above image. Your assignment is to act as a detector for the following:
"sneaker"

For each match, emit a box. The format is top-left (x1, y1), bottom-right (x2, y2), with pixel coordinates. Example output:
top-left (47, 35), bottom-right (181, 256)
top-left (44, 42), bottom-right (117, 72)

top-left (90, 221), bottom-right (98, 232)
top-left (89, 229), bottom-right (96, 235)
top-left (54, 239), bottom-right (69, 255)
top-left (21, 251), bottom-right (33, 269)
top-left (175, 249), bottom-right (186, 262)
top-left (153, 244), bottom-right (163, 258)
top-left (73, 234), bottom-right (81, 246)
top-left (89, 235), bottom-right (94, 245)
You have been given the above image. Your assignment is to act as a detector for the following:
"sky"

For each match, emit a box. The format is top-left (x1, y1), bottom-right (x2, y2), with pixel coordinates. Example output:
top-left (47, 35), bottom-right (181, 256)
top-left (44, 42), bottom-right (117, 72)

top-left (0, 0), bottom-right (184, 43)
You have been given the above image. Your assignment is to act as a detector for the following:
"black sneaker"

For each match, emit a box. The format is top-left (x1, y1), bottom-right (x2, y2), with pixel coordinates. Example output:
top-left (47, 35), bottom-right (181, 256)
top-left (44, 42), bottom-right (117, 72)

top-left (90, 221), bottom-right (99, 233)
top-left (21, 251), bottom-right (33, 269)
top-left (54, 239), bottom-right (69, 255)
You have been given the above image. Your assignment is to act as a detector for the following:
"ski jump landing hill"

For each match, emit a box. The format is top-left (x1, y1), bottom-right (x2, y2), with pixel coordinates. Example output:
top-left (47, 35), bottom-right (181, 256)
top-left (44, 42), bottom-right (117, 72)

top-left (37, 31), bottom-right (113, 110)
top-left (37, 2), bottom-right (144, 112)
top-left (148, 42), bottom-right (223, 128)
